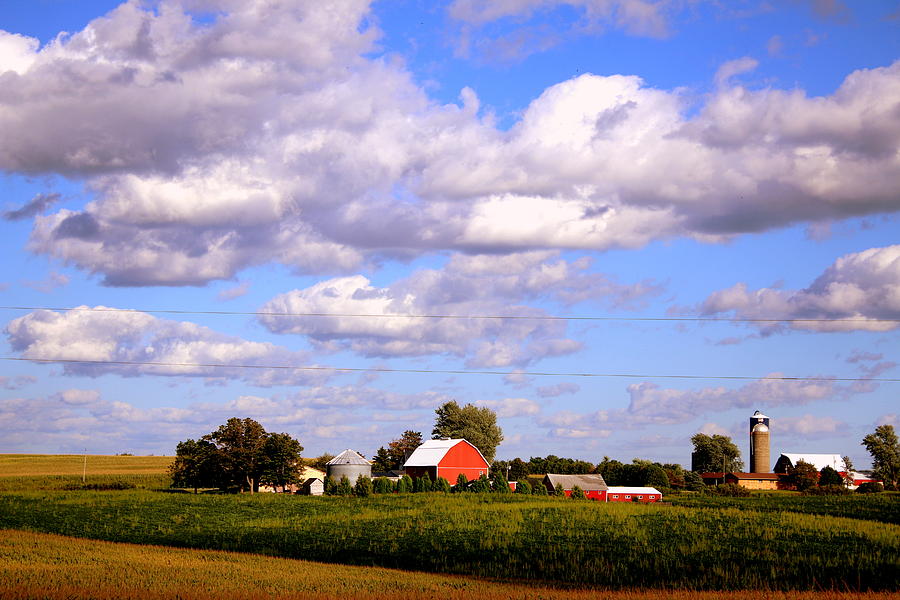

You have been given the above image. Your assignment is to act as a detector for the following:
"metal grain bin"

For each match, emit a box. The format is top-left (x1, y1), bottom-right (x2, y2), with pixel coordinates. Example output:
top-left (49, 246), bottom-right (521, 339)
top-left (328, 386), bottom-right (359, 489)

top-left (326, 449), bottom-right (372, 483)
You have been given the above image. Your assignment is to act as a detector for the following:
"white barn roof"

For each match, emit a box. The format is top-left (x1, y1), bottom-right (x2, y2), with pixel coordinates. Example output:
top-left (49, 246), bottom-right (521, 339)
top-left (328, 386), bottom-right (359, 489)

top-left (607, 486), bottom-right (662, 495)
top-left (403, 438), bottom-right (488, 468)
top-left (779, 453), bottom-right (843, 471)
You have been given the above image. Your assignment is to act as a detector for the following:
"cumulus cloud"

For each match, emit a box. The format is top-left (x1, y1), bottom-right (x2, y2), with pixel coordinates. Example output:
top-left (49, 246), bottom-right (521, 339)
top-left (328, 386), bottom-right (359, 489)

top-left (538, 372), bottom-right (862, 439)
top-left (4, 306), bottom-right (325, 386)
top-left (258, 251), bottom-right (659, 367)
top-left (701, 245), bottom-right (900, 333)
top-left (1, 1), bottom-right (898, 287)
top-left (778, 413), bottom-right (847, 437)
top-left (475, 397), bottom-right (541, 417)
top-left (0, 375), bottom-right (36, 390)
top-left (537, 382), bottom-right (581, 397)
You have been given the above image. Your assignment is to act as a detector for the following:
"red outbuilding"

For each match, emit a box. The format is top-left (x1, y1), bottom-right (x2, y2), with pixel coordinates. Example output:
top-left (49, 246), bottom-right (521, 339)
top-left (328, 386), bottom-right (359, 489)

top-left (403, 438), bottom-right (490, 483)
top-left (606, 486), bottom-right (662, 503)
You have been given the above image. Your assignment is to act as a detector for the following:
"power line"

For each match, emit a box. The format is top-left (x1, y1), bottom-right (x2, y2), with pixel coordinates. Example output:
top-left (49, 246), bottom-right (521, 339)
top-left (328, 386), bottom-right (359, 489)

top-left (1, 305), bottom-right (897, 324)
top-left (3, 356), bottom-right (897, 383)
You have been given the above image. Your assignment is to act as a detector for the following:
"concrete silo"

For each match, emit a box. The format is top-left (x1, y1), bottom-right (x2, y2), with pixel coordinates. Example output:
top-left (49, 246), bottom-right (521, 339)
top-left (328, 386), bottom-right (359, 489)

top-left (749, 410), bottom-right (770, 473)
top-left (326, 449), bottom-right (372, 483)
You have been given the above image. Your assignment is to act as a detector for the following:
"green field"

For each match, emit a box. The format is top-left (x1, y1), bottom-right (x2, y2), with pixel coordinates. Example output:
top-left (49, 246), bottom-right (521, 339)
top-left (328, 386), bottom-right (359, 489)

top-left (0, 491), bottom-right (897, 591)
top-left (1, 528), bottom-right (895, 600)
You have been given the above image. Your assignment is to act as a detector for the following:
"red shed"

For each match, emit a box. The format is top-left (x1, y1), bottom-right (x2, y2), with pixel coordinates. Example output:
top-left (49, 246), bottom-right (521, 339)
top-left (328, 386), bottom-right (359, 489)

top-left (403, 438), bottom-right (490, 483)
top-left (543, 473), bottom-right (608, 500)
top-left (606, 486), bottom-right (662, 503)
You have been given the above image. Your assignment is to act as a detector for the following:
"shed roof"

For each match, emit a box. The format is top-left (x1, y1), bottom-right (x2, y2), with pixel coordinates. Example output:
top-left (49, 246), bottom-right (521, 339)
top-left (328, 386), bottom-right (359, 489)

top-left (778, 453), bottom-right (843, 471)
top-left (543, 473), bottom-right (608, 491)
top-left (403, 438), bottom-right (489, 468)
top-left (607, 486), bottom-right (662, 495)
top-left (327, 449), bottom-right (370, 466)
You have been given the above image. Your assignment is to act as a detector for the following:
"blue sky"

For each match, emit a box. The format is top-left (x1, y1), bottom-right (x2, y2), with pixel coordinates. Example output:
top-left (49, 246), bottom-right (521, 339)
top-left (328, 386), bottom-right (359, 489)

top-left (0, 0), bottom-right (898, 471)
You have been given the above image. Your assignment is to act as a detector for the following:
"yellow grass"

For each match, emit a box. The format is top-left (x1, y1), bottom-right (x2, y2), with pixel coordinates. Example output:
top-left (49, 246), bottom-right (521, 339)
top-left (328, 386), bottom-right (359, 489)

top-left (0, 529), bottom-right (895, 600)
top-left (0, 454), bottom-right (173, 477)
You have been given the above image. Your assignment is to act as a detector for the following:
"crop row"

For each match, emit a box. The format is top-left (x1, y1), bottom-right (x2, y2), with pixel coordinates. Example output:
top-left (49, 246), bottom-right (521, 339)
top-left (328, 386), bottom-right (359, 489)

top-left (0, 491), bottom-right (896, 590)
top-left (669, 492), bottom-right (900, 524)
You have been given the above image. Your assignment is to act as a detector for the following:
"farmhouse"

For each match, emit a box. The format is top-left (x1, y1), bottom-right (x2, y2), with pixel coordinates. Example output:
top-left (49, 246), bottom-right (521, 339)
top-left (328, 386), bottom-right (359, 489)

top-left (606, 486), bottom-right (662, 503)
top-left (403, 438), bottom-right (489, 483)
top-left (542, 473), bottom-right (608, 500)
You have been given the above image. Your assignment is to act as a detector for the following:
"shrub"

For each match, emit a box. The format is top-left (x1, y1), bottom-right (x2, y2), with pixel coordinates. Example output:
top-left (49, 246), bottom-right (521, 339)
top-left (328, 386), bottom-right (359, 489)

top-left (570, 486), bottom-right (586, 500)
top-left (353, 476), bottom-right (373, 497)
top-left (324, 475), bottom-right (337, 496)
top-left (396, 475), bottom-right (413, 494)
top-left (491, 472), bottom-right (510, 494)
top-left (470, 474), bottom-right (491, 493)
top-left (453, 473), bottom-right (468, 493)
top-left (532, 481), bottom-right (548, 495)
top-left (433, 477), bottom-right (451, 493)
top-left (856, 482), bottom-right (884, 494)
top-left (413, 473), bottom-right (432, 493)
top-left (63, 481), bottom-right (136, 491)
top-left (553, 483), bottom-right (565, 497)
top-left (336, 476), bottom-right (353, 497)
top-left (802, 484), bottom-right (850, 496)
top-left (712, 483), bottom-right (750, 497)
top-left (373, 477), bottom-right (394, 494)
top-left (515, 479), bottom-right (532, 494)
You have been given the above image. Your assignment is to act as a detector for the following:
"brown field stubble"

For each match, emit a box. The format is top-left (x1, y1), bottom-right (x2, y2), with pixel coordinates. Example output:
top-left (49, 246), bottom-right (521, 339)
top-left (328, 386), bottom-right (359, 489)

top-left (0, 529), bottom-right (895, 600)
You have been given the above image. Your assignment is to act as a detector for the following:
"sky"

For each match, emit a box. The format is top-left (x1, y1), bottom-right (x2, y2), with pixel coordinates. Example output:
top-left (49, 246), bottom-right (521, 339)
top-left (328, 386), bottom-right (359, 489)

top-left (0, 0), bottom-right (898, 470)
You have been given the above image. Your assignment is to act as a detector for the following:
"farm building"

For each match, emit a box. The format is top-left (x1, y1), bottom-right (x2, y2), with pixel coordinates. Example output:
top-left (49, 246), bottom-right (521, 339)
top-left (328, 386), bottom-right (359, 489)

top-left (403, 438), bottom-right (489, 483)
top-left (606, 487), bottom-right (662, 503)
top-left (259, 465), bottom-right (326, 493)
top-left (724, 472), bottom-right (783, 490)
top-left (301, 477), bottom-right (324, 496)
top-left (542, 474), bottom-right (608, 500)
top-left (327, 449), bottom-right (372, 483)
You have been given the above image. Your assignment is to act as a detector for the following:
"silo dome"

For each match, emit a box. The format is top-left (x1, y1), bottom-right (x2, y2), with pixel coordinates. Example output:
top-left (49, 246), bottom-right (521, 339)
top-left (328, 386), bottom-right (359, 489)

top-left (326, 449), bottom-right (372, 483)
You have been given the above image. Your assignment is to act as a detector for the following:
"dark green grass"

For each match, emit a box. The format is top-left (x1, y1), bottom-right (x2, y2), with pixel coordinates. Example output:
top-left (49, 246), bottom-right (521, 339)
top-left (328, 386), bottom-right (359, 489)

top-left (668, 492), bottom-right (900, 524)
top-left (0, 491), bottom-right (896, 591)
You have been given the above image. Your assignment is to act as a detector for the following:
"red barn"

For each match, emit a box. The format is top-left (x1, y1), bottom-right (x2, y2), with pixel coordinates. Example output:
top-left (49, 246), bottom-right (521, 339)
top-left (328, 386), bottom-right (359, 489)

top-left (542, 474), bottom-right (608, 500)
top-left (606, 486), bottom-right (662, 503)
top-left (403, 438), bottom-right (490, 483)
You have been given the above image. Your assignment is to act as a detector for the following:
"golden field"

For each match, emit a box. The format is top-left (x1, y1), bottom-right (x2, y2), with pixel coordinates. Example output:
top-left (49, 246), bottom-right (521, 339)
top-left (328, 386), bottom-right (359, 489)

top-left (0, 454), bottom-right (173, 477)
top-left (1, 529), bottom-right (895, 600)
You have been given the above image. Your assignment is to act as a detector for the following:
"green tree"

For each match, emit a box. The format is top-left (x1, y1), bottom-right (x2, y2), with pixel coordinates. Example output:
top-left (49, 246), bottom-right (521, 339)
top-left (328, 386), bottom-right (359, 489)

top-left (373, 477), bottom-right (395, 494)
top-left (454, 473), bottom-right (469, 492)
top-left (354, 475), bottom-right (373, 497)
top-left (203, 418), bottom-right (268, 493)
top-left (434, 477), bottom-right (452, 493)
top-left (396, 474), bottom-right (413, 493)
top-left (570, 485), bottom-right (586, 500)
top-left (819, 465), bottom-right (843, 487)
top-left (841, 455), bottom-right (855, 487)
top-left (646, 464), bottom-right (671, 490)
top-left (683, 470), bottom-right (706, 492)
top-left (371, 447), bottom-right (393, 472)
top-left (260, 432), bottom-right (304, 492)
top-left (788, 460), bottom-right (819, 491)
top-left (595, 456), bottom-right (625, 485)
top-left (432, 401), bottom-right (503, 462)
top-left (532, 480), bottom-right (548, 495)
top-left (553, 483), bottom-right (565, 497)
top-left (170, 438), bottom-right (218, 493)
top-left (310, 453), bottom-right (335, 472)
top-left (323, 475), bottom-right (337, 496)
top-left (336, 475), bottom-right (353, 496)
top-left (690, 433), bottom-right (744, 473)
top-left (507, 458), bottom-right (529, 481)
top-left (413, 472), bottom-right (433, 493)
top-left (491, 470), bottom-right (510, 493)
top-left (470, 473), bottom-right (492, 493)
top-left (862, 424), bottom-right (900, 490)
top-left (515, 479), bottom-right (532, 494)
top-left (383, 430), bottom-right (423, 470)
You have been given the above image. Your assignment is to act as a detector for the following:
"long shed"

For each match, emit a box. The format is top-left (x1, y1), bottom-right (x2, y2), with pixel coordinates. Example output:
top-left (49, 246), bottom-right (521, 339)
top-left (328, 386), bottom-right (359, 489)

top-left (542, 473), bottom-right (608, 500)
top-left (403, 438), bottom-right (489, 484)
top-left (606, 486), bottom-right (662, 503)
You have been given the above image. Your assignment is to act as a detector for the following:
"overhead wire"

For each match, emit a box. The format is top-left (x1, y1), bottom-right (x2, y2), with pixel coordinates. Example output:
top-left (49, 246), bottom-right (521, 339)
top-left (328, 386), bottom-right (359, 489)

top-left (0, 305), bottom-right (897, 324)
top-left (2, 356), bottom-right (898, 383)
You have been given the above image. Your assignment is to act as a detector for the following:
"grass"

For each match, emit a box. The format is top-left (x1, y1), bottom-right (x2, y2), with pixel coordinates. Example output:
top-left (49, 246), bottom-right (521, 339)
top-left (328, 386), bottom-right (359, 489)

top-left (4, 528), bottom-right (896, 600)
top-left (0, 491), bottom-right (896, 591)
top-left (669, 491), bottom-right (900, 524)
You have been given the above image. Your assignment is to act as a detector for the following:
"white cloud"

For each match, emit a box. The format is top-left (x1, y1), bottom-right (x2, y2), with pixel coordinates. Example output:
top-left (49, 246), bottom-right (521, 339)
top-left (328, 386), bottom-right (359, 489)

top-left (0, 375), bottom-right (36, 390)
top-left (778, 414), bottom-right (847, 437)
top-left (476, 397), bottom-right (540, 418)
top-left (701, 245), bottom-right (900, 333)
top-left (4, 306), bottom-right (324, 386)
top-left (537, 382), bottom-right (580, 397)
top-left (258, 252), bottom-right (659, 367)
top-left (697, 422), bottom-right (732, 437)
top-left (0, 2), bottom-right (896, 287)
